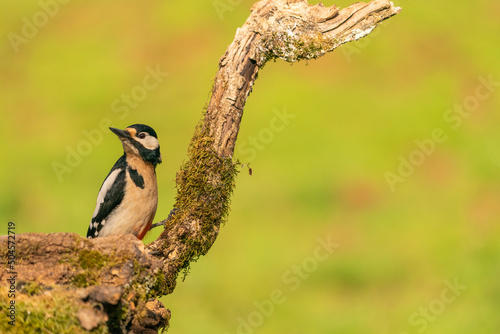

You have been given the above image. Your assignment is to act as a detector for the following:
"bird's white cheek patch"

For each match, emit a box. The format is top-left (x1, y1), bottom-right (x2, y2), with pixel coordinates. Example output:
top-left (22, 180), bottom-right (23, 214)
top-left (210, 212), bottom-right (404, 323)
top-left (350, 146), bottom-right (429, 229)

top-left (137, 136), bottom-right (159, 150)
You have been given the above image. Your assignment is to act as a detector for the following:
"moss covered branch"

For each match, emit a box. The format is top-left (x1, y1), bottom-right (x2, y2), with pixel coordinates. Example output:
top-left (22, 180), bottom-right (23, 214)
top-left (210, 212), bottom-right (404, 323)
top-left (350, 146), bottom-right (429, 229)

top-left (0, 0), bottom-right (399, 333)
top-left (147, 0), bottom-right (400, 293)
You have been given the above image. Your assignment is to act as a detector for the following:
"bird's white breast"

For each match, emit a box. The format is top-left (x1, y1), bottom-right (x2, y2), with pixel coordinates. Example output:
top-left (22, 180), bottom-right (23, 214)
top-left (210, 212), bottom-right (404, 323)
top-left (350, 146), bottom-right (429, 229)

top-left (98, 158), bottom-right (158, 238)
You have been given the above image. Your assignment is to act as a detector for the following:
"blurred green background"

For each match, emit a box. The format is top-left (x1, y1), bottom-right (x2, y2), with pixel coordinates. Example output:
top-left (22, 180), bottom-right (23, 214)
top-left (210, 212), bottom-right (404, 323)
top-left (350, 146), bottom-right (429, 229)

top-left (1, 0), bottom-right (499, 333)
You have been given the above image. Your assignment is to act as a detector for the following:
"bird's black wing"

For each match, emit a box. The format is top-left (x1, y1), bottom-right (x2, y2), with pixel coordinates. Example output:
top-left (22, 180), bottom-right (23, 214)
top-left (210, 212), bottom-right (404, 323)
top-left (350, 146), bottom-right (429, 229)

top-left (87, 155), bottom-right (127, 238)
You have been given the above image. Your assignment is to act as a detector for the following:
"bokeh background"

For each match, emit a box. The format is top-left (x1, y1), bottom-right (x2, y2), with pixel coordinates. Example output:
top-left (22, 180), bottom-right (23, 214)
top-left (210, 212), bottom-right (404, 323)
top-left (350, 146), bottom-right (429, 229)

top-left (1, 0), bottom-right (500, 333)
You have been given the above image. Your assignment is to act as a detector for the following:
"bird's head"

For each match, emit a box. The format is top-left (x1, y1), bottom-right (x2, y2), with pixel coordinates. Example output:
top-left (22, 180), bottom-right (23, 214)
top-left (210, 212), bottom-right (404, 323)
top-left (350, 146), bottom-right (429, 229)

top-left (110, 124), bottom-right (162, 166)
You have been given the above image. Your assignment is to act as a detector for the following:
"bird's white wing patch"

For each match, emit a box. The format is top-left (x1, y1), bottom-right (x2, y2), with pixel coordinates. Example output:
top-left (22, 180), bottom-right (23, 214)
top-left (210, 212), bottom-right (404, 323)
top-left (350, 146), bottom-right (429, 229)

top-left (92, 168), bottom-right (122, 219)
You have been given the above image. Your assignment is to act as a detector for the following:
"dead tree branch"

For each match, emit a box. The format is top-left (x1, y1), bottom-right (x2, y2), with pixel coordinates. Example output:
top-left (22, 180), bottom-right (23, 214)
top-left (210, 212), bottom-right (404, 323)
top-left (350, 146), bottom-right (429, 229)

top-left (0, 1), bottom-right (400, 333)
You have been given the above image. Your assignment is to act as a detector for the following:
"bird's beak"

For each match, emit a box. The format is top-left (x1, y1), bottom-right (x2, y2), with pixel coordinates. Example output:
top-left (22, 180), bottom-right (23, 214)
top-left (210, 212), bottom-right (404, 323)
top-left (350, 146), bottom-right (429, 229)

top-left (109, 127), bottom-right (131, 140)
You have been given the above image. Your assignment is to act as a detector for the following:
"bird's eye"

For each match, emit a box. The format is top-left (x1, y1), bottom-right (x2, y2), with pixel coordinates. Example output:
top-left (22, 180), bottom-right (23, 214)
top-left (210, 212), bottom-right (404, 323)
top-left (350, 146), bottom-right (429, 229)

top-left (138, 133), bottom-right (146, 139)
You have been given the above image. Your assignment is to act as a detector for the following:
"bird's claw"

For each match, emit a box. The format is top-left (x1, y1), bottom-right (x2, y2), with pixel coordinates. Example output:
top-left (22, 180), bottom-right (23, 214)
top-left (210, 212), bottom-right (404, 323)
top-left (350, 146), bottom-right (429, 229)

top-left (150, 208), bottom-right (179, 230)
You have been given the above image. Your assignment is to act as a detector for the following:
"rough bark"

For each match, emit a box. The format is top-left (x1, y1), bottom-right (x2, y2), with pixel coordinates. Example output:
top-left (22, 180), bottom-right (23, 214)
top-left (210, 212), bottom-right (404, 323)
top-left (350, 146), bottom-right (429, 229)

top-left (0, 1), bottom-right (400, 333)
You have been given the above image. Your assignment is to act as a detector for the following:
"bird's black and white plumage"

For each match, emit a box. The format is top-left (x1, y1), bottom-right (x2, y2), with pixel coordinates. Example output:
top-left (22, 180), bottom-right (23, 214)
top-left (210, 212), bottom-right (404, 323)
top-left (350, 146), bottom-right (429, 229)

top-left (87, 124), bottom-right (162, 240)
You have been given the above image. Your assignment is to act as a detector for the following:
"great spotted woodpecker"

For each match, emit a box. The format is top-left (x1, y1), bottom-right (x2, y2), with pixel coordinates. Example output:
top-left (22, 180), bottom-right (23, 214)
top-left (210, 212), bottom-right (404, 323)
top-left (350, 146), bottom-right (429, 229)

top-left (87, 124), bottom-right (162, 240)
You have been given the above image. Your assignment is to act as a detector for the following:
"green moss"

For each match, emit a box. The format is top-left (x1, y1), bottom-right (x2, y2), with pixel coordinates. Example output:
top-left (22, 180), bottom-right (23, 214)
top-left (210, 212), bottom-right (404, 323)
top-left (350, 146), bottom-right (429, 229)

top-left (127, 260), bottom-right (170, 300)
top-left (71, 273), bottom-right (94, 288)
top-left (0, 287), bottom-right (108, 334)
top-left (61, 249), bottom-right (117, 288)
top-left (78, 249), bottom-right (110, 270)
top-left (148, 268), bottom-right (168, 298)
top-left (17, 281), bottom-right (44, 296)
top-left (169, 123), bottom-right (238, 275)
top-left (105, 300), bottom-right (128, 334)
top-left (72, 250), bottom-right (112, 287)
